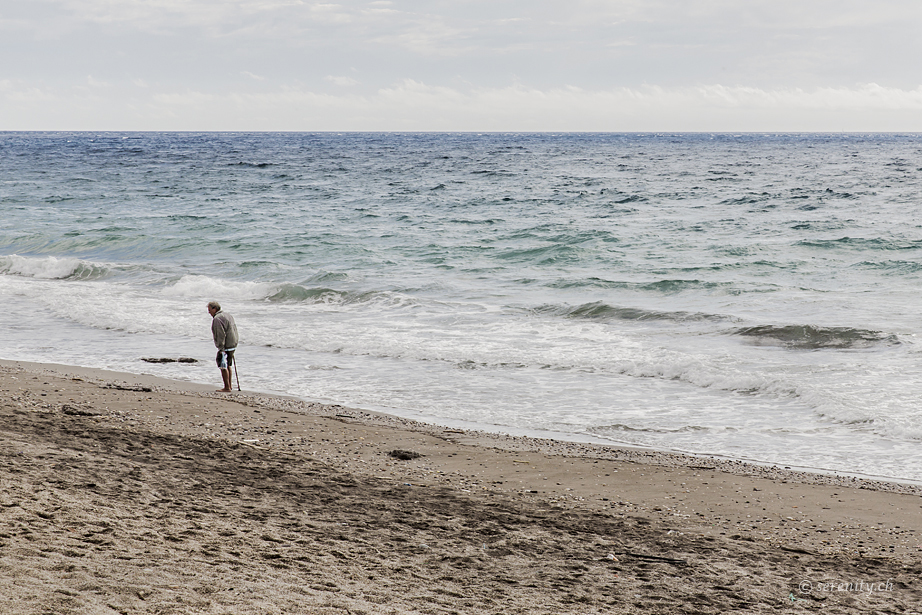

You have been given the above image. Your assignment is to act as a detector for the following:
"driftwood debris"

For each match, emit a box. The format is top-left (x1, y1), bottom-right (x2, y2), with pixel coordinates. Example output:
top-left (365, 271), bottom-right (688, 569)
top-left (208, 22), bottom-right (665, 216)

top-left (102, 384), bottom-right (153, 393)
top-left (141, 357), bottom-right (199, 364)
top-left (388, 450), bottom-right (422, 460)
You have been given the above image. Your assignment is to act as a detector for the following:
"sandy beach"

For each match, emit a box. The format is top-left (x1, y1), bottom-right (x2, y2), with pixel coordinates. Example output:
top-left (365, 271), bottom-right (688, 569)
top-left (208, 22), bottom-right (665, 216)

top-left (1, 359), bottom-right (920, 614)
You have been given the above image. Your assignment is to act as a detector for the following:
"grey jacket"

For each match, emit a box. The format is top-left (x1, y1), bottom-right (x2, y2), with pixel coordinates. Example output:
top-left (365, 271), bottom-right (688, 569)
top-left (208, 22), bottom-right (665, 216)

top-left (212, 311), bottom-right (239, 350)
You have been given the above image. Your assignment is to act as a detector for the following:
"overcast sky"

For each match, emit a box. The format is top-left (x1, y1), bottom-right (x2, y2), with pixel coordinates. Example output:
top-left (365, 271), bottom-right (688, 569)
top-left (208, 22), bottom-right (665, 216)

top-left (2, 0), bottom-right (922, 131)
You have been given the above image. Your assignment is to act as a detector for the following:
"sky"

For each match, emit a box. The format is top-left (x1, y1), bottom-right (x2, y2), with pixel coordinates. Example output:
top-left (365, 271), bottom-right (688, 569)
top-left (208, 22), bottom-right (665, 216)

top-left (2, 0), bottom-right (922, 131)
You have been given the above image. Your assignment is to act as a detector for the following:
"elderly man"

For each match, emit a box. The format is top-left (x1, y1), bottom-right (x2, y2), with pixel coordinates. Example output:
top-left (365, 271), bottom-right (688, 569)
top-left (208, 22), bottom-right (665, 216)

top-left (207, 301), bottom-right (239, 392)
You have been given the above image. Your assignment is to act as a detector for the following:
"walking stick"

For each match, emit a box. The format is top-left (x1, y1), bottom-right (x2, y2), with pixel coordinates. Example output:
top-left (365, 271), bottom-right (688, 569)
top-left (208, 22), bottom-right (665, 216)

top-left (233, 356), bottom-right (241, 391)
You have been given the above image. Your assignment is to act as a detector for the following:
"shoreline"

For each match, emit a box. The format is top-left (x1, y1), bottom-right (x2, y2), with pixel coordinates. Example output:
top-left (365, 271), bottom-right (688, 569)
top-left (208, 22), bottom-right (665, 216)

top-left (2, 358), bottom-right (921, 613)
top-left (4, 358), bottom-right (919, 490)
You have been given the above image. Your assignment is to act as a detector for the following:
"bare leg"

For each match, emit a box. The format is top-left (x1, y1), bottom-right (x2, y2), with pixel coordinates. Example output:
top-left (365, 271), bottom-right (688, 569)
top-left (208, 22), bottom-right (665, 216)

top-left (218, 368), bottom-right (233, 392)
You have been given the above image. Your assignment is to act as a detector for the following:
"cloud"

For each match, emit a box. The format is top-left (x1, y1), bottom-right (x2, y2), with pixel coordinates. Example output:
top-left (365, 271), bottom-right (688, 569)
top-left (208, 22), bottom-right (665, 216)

top-left (4, 1), bottom-right (921, 130)
top-left (6, 78), bottom-right (920, 132)
top-left (41, 0), bottom-right (362, 35)
top-left (176, 81), bottom-right (922, 131)
top-left (325, 75), bottom-right (359, 87)
top-left (8, 1), bottom-right (921, 93)
top-left (308, 3), bottom-right (353, 24)
top-left (370, 16), bottom-right (479, 56)
top-left (689, 83), bottom-right (922, 111)
top-left (0, 80), bottom-right (56, 104)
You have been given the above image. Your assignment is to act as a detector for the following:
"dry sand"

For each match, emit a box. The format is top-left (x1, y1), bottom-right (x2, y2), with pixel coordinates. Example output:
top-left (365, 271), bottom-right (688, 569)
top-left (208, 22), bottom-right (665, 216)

top-left (1, 359), bottom-right (920, 614)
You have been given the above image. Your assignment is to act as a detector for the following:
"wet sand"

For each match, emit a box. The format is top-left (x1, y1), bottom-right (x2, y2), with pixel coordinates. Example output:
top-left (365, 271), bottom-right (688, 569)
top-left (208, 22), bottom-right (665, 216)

top-left (1, 359), bottom-right (920, 614)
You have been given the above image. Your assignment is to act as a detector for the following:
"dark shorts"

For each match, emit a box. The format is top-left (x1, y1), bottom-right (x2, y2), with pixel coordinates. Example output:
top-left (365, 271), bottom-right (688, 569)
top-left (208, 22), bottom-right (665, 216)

top-left (216, 349), bottom-right (235, 369)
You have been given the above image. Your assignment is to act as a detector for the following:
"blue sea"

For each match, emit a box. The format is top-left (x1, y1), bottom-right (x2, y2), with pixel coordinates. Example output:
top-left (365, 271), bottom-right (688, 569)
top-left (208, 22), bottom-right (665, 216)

top-left (2, 132), bottom-right (922, 481)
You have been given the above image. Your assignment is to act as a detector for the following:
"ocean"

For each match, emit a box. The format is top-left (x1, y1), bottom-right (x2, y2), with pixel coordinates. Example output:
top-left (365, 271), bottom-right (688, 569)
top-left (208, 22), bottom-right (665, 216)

top-left (2, 131), bottom-right (922, 481)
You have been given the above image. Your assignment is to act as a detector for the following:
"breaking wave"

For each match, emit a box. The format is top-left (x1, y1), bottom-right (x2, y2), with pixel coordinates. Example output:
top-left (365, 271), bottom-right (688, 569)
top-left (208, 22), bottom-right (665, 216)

top-left (0, 255), bottom-right (111, 280)
top-left (732, 324), bottom-right (899, 350)
top-left (165, 275), bottom-right (418, 309)
top-left (536, 301), bottom-right (725, 323)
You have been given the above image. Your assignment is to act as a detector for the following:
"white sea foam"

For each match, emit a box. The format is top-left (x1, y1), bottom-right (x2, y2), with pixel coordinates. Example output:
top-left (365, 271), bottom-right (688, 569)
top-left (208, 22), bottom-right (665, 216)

top-left (163, 275), bottom-right (277, 301)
